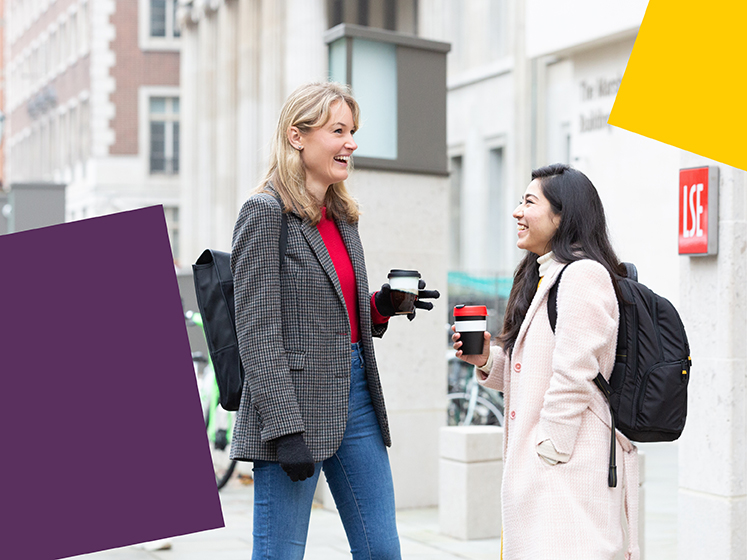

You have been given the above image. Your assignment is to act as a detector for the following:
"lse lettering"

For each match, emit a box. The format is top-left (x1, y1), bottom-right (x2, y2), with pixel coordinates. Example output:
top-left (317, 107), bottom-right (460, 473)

top-left (679, 166), bottom-right (717, 256)
top-left (682, 183), bottom-right (704, 238)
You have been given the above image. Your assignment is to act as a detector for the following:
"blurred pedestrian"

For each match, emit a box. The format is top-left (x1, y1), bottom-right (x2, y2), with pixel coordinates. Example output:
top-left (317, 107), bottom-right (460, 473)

top-left (230, 81), bottom-right (439, 560)
top-left (453, 163), bottom-right (639, 559)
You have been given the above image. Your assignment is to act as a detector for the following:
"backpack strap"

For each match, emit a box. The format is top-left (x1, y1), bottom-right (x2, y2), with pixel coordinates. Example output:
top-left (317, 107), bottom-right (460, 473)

top-left (257, 190), bottom-right (288, 269)
top-left (547, 264), bottom-right (569, 334)
top-left (624, 261), bottom-right (638, 282)
top-left (549, 262), bottom-right (635, 331)
top-left (547, 261), bottom-right (620, 487)
top-left (276, 195), bottom-right (288, 269)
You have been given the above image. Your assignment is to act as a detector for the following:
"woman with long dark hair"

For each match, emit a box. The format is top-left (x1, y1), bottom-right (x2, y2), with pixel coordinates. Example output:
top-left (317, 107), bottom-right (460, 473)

top-left (453, 163), bottom-right (639, 559)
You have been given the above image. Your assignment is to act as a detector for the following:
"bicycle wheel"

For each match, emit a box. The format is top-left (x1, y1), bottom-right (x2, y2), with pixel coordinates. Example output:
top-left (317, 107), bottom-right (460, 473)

top-left (447, 392), bottom-right (504, 426)
top-left (205, 408), bottom-right (238, 490)
top-left (215, 454), bottom-right (237, 490)
top-left (191, 320), bottom-right (239, 490)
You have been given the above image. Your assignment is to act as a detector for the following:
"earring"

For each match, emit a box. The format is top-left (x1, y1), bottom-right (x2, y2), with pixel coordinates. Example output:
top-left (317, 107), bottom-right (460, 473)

top-left (296, 145), bottom-right (303, 151)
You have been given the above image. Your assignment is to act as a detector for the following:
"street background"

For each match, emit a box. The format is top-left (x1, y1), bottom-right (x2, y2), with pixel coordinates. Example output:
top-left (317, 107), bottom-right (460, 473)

top-left (69, 443), bottom-right (676, 560)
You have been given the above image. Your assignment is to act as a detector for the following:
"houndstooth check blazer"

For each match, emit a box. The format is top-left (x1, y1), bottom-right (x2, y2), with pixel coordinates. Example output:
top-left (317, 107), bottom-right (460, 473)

top-left (229, 192), bottom-right (391, 462)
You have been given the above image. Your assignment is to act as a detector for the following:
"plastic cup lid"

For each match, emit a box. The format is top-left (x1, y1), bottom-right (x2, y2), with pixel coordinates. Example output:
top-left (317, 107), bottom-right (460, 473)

top-left (453, 304), bottom-right (488, 317)
top-left (387, 269), bottom-right (421, 278)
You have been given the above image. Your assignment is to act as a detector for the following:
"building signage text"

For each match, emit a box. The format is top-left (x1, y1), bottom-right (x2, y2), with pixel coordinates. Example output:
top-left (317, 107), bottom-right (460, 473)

top-left (679, 166), bottom-right (719, 256)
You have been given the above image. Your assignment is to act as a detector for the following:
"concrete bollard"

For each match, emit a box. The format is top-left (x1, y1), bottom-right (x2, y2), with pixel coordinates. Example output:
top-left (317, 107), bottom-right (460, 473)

top-left (439, 426), bottom-right (503, 540)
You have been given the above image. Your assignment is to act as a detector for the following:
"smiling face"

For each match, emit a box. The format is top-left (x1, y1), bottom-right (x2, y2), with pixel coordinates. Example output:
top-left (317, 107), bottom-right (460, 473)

top-left (292, 100), bottom-right (358, 200)
top-left (512, 178), bottom-right (561, 255)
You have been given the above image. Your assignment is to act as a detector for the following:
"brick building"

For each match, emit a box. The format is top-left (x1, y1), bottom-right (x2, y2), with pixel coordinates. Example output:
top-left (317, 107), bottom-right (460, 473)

top-left (4, 0), bottom-right (181, 259)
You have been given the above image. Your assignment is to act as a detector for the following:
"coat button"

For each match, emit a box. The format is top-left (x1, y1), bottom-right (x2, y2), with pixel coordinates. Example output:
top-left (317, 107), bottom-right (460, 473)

top-left (510, 410), bottom-right (516, 420)
top-left (514, 362), bottom-right (521, 372)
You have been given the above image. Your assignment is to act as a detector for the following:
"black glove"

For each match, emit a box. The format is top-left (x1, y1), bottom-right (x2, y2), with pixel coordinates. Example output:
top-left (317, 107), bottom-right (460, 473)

top-left (374, 283), bottom-right (398, 317)
top-left (373, 280), bottom-right (440, 321)
top-left (275, 433), bottom-right (315, 482)
top-left (407, 279), bottom-right (440, 321)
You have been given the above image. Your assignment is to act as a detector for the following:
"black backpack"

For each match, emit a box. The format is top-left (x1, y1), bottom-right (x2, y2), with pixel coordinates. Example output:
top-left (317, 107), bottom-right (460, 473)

top-left (192, 194), bottom-right (287, 411)
top-left (548, 262), bottom-right (691, 487)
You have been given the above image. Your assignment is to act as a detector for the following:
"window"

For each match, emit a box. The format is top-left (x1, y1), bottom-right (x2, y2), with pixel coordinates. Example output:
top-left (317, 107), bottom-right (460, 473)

top-left (41, 121), bottom-right (49, 176)
top-left (80, 100), bottom-right (91, 165)
top-left (49, 29), bottom-right (57, 74)
top-left (69, 105), bottom-right (79, 167)
top-left (60, 112), bottom-right (69, 170)
top-left (79, 2), bottom-right (90, 55)
top-left (327, 0), bottom-right (416, 34)
top-left (448, 155), bottom-right (463, 271)
top-left (150, 0), bottom-right (180, 39)
top-left (487, 147), bottom-right (506, 273)
top-left (69, 12), bottom-right (78, 61)
top-left (59, 20), bottom-right (67, 66)
top-left (325, 24), bottom-right (449, 174)
top-left (149, 97), bottom-right (180, 174)
top-left (50, 117), bottom-right (58, 172)
top-left (163, 206), bottom-right (180, 260)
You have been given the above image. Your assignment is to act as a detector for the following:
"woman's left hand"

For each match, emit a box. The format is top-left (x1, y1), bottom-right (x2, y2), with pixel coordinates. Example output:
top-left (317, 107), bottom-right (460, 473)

top-left (373, 279), bottom-right (440, 320)
top-left (408, 279), bottom-right (440, 321)
top-left (451, 325), bottom-right (491, 367)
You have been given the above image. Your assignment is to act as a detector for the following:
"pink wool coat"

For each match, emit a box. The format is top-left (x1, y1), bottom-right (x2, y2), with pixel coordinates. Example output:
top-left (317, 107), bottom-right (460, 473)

top-left (479, 259), bottom-right (639, 560)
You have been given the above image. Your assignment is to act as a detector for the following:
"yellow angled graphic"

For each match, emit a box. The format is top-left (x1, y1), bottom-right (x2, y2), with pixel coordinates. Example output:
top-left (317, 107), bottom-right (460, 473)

top-left (609, 1), bottom-right (747, 171)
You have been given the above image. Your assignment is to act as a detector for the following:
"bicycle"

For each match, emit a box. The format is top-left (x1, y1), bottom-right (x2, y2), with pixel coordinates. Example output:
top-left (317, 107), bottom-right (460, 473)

top-left (186, 311), bottom-right (238, 490)
top-left (446, 348), bottom-right (504, 426)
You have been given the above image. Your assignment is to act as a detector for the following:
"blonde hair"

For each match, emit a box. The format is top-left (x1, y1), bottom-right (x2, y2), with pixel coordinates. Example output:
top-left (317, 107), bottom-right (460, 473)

top-left (255, 82), bottom-right (361, 225)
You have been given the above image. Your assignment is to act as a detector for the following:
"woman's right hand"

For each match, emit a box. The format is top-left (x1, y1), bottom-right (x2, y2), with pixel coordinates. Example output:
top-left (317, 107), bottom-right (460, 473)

top-left (451, 325), bottom-right (491, 368)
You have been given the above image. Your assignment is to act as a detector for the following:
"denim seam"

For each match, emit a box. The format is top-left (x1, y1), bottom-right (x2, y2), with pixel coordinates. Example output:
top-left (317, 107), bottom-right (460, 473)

top-left (332, 451), bottom-right (373, 560)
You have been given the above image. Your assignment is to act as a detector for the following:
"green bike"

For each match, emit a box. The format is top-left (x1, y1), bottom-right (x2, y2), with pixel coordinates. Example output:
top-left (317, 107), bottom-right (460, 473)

top-left (187, 311), bottom-right (238, 490)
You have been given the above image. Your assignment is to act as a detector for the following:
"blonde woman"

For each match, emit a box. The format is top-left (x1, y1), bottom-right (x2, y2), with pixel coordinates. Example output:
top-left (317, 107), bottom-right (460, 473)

top-left (230, 82), bottom-right (438, 559)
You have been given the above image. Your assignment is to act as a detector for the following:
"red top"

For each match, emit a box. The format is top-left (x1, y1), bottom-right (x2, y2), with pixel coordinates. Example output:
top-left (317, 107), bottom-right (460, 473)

top-left (317, 208), bottom-right (388, 343)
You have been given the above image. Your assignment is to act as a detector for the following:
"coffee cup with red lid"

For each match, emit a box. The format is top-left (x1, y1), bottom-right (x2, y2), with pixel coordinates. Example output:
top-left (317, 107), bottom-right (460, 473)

top-left (453, 304), bottom-right (488, 355)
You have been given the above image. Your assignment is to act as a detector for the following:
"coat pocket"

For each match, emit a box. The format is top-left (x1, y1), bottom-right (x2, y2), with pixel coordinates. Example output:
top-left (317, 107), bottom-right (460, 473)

top-left (287, 350), bottom-right (305, 371)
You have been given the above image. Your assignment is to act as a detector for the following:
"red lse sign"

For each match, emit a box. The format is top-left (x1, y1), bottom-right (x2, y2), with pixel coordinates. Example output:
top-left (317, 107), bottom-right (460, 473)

top-left (679, 166), bottom-right (718, 255)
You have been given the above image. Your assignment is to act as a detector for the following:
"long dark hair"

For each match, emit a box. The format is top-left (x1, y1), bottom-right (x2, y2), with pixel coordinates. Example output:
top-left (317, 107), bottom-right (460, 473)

top-left (498, 163), bottom-right (626, 356)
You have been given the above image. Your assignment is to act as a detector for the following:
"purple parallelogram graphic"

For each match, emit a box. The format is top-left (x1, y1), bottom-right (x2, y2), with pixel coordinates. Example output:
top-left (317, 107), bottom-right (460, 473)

top-left (0, 206), bottom-right (224, 559)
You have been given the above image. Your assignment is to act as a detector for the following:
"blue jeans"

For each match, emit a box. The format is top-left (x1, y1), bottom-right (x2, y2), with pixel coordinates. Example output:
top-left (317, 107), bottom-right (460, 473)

top-left (251, 342), bottom-right (401, 560)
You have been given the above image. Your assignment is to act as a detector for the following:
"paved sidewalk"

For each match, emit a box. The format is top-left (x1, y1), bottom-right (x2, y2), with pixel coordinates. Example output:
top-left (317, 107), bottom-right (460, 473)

top-left (68, 442), bottom-right (676, 560)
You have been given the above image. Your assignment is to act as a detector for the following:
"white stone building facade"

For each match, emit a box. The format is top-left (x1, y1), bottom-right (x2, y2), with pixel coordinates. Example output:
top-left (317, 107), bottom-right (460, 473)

top-left (178, 2), bottom-right (747, 547)
top-left (420, 0), bottom-right (747, 557)
top-left (178, 0), bottom-right (449, 509)
top-left (5, 0), bottom-right (744, 552)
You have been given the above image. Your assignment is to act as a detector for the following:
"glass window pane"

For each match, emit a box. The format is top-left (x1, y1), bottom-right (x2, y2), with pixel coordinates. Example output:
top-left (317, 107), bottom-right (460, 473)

top-left (487, 148), bottom-right (505, 273)
top-left (173, 0), bottom-right (181, 37)
top-left (150, 122), bottom-right (166, 172)
top-left (173, 122), bottom-right (180, 174)
top-left (150, 97), bottom-right (167, 114)
top-left (151, 0), bottom-right (166, 37)
top-left (171, 97), bottom-right (180, 114)
top-left (328, 38), bottom-right (347, 84)
top-left (351, 38), bottom-right (397, 160)
top-left (449, 156), bottom-right (463, 271)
